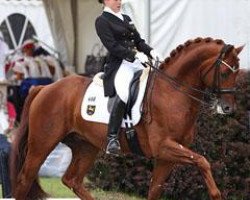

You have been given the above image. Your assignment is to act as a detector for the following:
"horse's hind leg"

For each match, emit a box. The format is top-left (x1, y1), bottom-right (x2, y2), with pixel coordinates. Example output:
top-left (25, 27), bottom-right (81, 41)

top-left (148, 160), bottom-right (175, 200)
top-left (15, 130), bottom-right (66, 199)
top-left (62, 135), bottom-right (99, 200)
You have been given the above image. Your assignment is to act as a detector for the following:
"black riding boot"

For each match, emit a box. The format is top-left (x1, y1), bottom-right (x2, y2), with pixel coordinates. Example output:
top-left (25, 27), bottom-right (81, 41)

top-left (106, 95), bottom-right (126, 155)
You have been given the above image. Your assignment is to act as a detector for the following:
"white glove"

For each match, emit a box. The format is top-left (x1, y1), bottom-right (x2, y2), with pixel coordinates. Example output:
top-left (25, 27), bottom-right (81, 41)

top-left (135, 52), bottom-right (148, 64)
top-left (150, 50), bottom-right (163, 61)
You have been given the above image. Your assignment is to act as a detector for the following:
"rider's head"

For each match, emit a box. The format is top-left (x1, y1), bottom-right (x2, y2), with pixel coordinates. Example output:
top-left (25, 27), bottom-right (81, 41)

top-left (99, 0), bottom-right (122, 13)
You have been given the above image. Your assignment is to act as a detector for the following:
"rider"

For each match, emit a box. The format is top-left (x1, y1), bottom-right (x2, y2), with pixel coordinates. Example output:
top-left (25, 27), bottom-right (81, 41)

top-left (96, 0), bottom-right (162, 155)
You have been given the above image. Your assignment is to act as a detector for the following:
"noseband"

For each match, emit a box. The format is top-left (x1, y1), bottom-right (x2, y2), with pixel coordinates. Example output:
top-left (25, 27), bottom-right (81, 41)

top-left (146, 44), bottom-right (239, 105)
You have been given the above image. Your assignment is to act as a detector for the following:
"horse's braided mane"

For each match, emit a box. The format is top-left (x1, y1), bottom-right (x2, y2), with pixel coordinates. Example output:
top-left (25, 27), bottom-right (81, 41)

top-left (162, 37), bottom-right (225, 68)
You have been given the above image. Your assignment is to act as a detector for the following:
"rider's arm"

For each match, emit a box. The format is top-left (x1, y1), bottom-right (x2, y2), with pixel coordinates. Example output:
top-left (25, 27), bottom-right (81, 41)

top-left (124, 15), bottom-right (153, 57)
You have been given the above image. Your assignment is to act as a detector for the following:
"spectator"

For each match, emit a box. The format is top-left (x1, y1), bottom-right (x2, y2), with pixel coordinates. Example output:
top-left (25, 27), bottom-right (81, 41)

top-left (21, 39), bottom-right (63, 81)
top-left (21, 39), bottom-right (50, 57)
top-left (21, 40), bottom-right (43, 78)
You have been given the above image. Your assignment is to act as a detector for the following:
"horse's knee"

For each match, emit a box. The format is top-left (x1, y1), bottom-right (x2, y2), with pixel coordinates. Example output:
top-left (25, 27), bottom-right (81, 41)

top-left (196, 155), bottom-right (211, 171)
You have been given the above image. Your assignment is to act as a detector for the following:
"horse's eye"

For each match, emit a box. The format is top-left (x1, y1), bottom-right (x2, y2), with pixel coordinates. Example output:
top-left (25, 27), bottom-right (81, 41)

top-left (221, 72), bottom-right (229, 79)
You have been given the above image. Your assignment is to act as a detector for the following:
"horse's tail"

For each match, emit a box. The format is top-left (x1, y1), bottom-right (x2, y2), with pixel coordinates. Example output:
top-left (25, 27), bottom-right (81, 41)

top-left (9, 85), bottom-right (48, 199)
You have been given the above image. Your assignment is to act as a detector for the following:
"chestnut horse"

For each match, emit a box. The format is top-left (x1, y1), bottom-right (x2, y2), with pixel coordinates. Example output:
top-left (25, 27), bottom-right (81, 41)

top-left (10, 38), bottom-right (244, 200)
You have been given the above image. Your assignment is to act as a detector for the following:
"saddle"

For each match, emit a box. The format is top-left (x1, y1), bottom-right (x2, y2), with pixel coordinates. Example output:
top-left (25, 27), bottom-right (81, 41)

top-left (82, 68), bottom-right (150, 156)
top-left (94, 70), bottom-right (143, 118)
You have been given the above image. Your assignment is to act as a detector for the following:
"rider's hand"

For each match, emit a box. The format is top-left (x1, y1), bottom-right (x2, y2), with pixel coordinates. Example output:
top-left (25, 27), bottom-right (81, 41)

top-left (135, 52), bottom-right (148, 64)
top-left (150, 50), bottom-right (163, 61)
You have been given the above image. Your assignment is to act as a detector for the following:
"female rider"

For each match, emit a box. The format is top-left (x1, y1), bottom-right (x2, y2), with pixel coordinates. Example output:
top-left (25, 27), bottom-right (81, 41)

top-left (96, 0), bottom-right (161, 155)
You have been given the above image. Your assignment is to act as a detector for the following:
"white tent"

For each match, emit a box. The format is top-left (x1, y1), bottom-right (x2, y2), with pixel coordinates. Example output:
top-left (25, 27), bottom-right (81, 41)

top-left (149, 0), bottom-right (250, 68)
top-left (43, 0), bottom-right (103, 73)
top-left (42, 0), bottom-right (150, 73)
top-left (0, 0), bottom-right (54, 52)
top-left (0, 0), bottom-right (55, 128)
top-left (42, 0), bottom-right (250, 73)
top-left (1, 0), bottom-right (249, 72)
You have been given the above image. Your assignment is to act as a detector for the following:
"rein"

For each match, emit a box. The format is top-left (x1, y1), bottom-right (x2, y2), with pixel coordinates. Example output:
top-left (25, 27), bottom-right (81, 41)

top-left (145, 61), bottom-right (214, 105)
top-left (145, 44), bottom-right (238, 105)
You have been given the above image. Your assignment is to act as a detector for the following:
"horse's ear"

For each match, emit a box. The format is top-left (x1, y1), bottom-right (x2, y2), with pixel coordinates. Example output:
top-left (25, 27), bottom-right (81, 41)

top-left (235, 45), bottom-right (245, 55)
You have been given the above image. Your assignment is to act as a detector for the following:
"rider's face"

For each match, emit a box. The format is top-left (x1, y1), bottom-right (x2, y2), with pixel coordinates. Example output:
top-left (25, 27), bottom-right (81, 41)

top-left (104, 0), bottom-right (122, 13)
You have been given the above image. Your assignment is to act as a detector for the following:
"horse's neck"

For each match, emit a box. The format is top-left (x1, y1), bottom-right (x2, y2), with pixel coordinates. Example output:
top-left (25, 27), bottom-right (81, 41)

top-left (160, 55), bottom-right (201, 93)
top-left (166, 45), bottom-right (216, 89)
top-left (151, 46), bottom-right (212, 117)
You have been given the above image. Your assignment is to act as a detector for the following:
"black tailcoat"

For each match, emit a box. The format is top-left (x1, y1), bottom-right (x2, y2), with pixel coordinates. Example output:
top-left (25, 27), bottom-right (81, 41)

top-left (95, 12), bottom-right (152, 97)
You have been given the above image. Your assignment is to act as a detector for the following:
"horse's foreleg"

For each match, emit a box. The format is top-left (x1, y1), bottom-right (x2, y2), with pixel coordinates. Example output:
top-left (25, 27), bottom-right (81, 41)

top-left (148, 160), bottom-right (174, 200)
top-left (157, 139), bottom-right (221, 200)
top-left (62, 140), bottom-right (99, 200)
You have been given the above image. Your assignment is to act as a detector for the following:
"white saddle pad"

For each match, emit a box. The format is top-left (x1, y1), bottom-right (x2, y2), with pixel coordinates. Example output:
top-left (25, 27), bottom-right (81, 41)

top-left (81, 68), bottom-right (150, 127)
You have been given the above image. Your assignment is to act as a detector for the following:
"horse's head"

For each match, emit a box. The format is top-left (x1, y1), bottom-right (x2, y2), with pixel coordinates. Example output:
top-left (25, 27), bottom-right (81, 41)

top-left (156, 38), bottom-right (244, 114)
top-left (200, 42), bottom-right (244, 114)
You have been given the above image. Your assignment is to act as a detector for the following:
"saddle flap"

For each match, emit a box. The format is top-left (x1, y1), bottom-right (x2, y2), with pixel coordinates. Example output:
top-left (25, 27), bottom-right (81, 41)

top-left (81, 68), bottom-right (150, 127)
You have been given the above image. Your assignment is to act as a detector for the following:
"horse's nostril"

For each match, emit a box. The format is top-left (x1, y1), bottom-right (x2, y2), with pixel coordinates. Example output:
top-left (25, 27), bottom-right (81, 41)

top-left (223, 105), bottom-right (232, 113)
top-left (225, 106), bottom-right (230, 111)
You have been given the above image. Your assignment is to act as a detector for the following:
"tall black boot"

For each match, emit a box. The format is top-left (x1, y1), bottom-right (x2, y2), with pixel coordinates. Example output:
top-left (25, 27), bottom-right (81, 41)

top-left (106, 95), bottom-right (126, 155)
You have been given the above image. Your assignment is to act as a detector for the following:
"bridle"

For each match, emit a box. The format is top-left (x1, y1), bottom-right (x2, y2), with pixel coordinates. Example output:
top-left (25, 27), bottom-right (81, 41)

top-left (202, 44), bottom-right (239, 97)
top-left (146, 44), bottom-right (239, 105)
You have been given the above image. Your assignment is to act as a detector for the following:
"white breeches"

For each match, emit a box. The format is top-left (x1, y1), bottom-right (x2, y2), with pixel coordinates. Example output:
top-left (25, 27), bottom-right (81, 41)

top-left (114, 59), bottom-right (144, 103)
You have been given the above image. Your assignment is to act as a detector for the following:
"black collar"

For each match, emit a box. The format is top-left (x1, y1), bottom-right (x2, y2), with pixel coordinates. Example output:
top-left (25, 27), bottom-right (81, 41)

top-left (102, 12), bottom-right (129, 26)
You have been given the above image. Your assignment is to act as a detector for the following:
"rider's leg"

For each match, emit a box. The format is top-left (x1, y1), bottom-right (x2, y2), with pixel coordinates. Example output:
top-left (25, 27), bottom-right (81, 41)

top-left (107, 60), bottom-right (143, 155)
top-left (106, 95), bottom-right (126, 155)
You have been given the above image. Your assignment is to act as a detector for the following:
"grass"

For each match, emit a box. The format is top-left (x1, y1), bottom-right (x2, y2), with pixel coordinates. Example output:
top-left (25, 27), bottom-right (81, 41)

top-left (1, 177), bottom-right (244, 200)
top-left (41, 177), bottom-right (145, 199)
top-left (40, 177), bottom-right (76, 198)
top-left (1, 177), bottom-right (145, 199)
